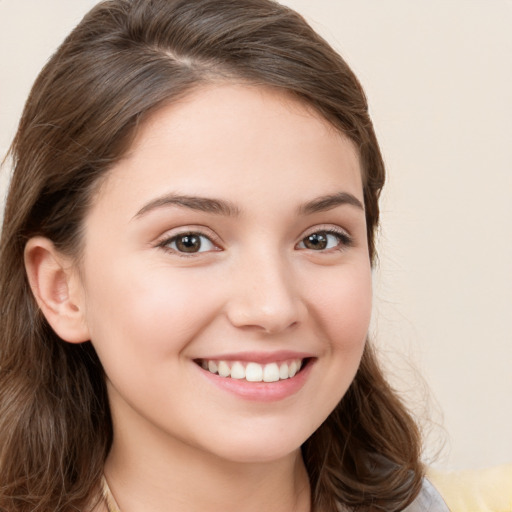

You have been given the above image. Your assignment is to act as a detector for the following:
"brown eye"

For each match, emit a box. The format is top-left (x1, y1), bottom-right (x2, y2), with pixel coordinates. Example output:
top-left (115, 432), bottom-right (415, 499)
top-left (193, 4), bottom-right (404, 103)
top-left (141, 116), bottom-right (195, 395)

top-left (166, 233), bottom-right (215, 253)
top-left (298, 230), bottom-right (351, 251)
top-left (175, 234), bottom-right (201, 252)
top-left (303, 232), bottom-right (328, 250)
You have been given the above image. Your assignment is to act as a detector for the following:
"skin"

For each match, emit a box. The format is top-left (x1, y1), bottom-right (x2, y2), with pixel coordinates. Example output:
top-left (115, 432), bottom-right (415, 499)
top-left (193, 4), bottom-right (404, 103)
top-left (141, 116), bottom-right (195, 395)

top-left (26, 84), bottom-right (372, 512)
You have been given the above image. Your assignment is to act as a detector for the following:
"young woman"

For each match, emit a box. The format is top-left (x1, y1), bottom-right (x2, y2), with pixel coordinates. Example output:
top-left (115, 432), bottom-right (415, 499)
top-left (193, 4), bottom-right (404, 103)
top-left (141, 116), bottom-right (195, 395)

top-left (0, 1), bottom-right (449, 510)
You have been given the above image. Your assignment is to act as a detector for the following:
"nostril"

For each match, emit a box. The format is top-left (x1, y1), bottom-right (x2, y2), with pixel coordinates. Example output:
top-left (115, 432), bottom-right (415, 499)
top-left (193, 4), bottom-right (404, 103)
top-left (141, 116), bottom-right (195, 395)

top-left (224, 266), bottom-right (306, 333)
top-left (226, 306), bottom-right (304, 334)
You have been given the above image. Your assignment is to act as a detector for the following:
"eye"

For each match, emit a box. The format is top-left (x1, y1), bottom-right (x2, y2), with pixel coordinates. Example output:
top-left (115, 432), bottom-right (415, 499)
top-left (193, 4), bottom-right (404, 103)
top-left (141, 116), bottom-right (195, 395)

top-left (162, 232), bottom-right (217, 254)
top-left (297, 230), bottom-right (351, 251)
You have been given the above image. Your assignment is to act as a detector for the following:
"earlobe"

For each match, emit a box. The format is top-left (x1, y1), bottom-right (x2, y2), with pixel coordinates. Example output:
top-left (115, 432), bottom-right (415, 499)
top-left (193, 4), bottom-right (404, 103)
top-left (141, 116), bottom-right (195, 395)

top-left (24, 236), bottom-right (90, 343)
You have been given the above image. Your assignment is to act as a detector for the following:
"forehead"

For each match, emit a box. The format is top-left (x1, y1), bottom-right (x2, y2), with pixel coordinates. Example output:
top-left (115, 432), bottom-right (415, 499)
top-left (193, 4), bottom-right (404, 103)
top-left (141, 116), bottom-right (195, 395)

top-left (131, 83), bottom-right (352, 151)
top-left (93, 84), bottom-right (363, 217)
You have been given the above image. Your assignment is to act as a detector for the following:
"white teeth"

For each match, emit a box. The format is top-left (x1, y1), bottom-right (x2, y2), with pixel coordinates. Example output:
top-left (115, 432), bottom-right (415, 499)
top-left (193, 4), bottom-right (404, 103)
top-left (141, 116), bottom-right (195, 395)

top-left (263, 362), bottom-right (280, 382)
top-left (218, 361), bottom-right (230, 377)
top-left (230, 361), bottom-right (245, 379)
top-left (200, 358), bottom-right (305, 382)
top-left (279, 363), bottom-right (289, 380)
top-left (289, 360), bottom-right (298, 378)
top-left (245, 362), bottom-right (263, 382)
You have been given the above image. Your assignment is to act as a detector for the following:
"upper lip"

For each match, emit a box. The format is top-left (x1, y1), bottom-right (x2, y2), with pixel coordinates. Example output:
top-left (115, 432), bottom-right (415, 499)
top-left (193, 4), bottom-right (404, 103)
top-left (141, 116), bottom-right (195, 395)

top-left (194, 350), bottom-right (315, 364)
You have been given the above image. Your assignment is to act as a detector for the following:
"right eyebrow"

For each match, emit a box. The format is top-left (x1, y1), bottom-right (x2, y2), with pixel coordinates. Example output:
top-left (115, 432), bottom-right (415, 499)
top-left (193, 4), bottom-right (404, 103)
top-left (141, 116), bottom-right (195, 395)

top-left (298, 192), bottom-right (365, 215)
top-left (133, 193), bottom-right (241, 219)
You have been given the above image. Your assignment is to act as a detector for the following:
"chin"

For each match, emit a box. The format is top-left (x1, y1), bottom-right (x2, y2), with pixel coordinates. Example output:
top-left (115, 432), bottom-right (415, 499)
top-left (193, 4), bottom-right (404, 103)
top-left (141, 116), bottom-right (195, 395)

top-left (202, 426), bottom-right (311, 465)
top-left (217, 445), bottom-right (301, 465)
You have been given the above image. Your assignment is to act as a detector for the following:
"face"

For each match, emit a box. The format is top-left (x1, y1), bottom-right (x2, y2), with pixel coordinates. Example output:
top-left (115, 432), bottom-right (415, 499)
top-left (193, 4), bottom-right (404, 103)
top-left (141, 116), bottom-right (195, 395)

top-left (78, 84), bottom-right (372, 464)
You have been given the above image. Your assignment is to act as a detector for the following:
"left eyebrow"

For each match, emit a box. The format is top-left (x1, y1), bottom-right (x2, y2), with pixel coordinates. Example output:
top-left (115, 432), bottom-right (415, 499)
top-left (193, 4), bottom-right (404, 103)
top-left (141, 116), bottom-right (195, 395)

top-left (298, 192), bottom-right (364, 215)
top-left (133, 193), bottom-right (241, 219)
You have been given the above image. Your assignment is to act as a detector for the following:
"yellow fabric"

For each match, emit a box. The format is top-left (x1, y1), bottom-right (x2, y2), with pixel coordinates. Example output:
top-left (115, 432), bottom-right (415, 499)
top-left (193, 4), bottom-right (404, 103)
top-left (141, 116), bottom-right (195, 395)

top-left (427, 465), bottom-right (512, 512)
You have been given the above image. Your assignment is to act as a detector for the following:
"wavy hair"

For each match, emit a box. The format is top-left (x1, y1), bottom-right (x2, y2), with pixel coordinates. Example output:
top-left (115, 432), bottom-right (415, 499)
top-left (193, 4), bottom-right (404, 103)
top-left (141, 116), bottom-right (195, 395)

top-left (0, 1), bottom-right (422, 510)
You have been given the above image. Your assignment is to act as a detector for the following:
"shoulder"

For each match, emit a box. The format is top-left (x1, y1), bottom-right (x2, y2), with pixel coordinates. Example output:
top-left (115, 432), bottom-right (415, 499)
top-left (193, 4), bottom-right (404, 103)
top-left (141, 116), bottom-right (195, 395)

top-left (403, 477), bottom-right (450, 512)
top-left (333, 476), bottom-right (449, 512)
top-left (426, 464), bottom-right (512, 512)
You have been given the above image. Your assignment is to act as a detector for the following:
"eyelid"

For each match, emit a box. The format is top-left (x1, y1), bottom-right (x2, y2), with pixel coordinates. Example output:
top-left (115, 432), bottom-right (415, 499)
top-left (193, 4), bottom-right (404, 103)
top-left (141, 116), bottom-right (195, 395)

top-left (154, 226), bottom-right (223, 255)
top-left (301, 224), bottom-right (351, 238)
top-left (297, 225), bottom-right (353, 250)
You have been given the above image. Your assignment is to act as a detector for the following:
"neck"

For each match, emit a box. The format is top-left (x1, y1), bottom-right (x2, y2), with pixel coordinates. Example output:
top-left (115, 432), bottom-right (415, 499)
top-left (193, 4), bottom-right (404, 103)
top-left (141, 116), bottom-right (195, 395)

top-left (104, 419), bottom-right (311, 512)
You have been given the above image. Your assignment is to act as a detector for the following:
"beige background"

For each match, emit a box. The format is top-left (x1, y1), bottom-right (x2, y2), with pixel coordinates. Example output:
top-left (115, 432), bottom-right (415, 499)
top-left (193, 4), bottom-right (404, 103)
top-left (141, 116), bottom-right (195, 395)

top-left (1, 1), bottom-right (511, 470)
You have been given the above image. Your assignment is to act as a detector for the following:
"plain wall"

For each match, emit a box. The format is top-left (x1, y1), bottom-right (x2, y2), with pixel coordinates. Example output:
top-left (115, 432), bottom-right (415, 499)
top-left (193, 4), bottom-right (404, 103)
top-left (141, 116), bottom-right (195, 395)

top-left (1, 0), bottom-right (511, 470)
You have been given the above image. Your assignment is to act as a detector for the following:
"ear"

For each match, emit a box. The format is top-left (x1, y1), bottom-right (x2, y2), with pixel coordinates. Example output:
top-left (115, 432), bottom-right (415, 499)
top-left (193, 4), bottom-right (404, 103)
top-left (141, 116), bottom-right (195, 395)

top-left (24, 236), bottom-right (90, 343)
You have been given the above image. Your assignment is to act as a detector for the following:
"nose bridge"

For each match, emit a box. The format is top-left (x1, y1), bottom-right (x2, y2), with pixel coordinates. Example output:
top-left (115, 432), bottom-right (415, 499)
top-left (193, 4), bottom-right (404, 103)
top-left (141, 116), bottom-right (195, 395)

top-left (226, 244), bottom-right (304, 333)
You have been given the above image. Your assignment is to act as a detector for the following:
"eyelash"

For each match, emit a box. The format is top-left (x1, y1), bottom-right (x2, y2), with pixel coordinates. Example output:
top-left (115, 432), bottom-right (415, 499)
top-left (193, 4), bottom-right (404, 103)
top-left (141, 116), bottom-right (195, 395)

top-left (297, 227), bottom-right (353, 252)
top-left (156, 226), bottom-right (352, 256)
top-left (156, 231), bottom-right (221, 257)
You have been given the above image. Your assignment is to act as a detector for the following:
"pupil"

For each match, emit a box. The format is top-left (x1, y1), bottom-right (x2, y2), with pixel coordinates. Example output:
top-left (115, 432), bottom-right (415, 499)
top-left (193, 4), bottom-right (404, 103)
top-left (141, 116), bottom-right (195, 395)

top-left (305, 233), bottom-right (327, 250)
top-left (176, 234), bottom-right (201, 252)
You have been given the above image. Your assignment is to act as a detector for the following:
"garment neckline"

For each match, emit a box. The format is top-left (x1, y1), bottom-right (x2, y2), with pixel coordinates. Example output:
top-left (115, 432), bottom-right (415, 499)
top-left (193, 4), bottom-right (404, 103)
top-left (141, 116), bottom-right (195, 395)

top-left (102, 476), bottom-right (121, 512)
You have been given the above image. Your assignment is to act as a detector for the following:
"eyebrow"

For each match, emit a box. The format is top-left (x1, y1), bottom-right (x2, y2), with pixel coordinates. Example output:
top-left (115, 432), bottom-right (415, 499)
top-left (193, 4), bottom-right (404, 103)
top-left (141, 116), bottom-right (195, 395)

top-left (134, 191), bottom-right (364, 219)
top-left (134, 193), bottom-right (241, 218)
top-left (298, 192), bottom-right (364, 215)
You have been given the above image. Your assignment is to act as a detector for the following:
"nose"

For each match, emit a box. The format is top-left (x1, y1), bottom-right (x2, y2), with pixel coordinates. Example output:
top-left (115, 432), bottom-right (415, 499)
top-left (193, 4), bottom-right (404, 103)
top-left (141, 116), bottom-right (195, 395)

top-left (225, 249), bottom-right (306, 334)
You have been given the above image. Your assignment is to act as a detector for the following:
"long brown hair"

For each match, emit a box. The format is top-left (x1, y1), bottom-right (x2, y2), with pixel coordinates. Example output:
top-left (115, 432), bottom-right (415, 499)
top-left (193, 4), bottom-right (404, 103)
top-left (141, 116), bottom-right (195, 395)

top-left (0, 1), bottom-right (423, 510)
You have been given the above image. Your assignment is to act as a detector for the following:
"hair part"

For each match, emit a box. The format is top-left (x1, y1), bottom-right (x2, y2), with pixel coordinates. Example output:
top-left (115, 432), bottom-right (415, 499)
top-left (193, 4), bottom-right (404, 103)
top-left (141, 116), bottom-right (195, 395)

top-left (0, 1), bottom-right (422, 510)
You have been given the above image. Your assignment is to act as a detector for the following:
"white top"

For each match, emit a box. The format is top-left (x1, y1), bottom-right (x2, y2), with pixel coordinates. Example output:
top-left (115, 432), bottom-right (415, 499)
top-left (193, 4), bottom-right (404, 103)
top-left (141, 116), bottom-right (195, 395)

top-left (404, 478), bottom-right (450, 512)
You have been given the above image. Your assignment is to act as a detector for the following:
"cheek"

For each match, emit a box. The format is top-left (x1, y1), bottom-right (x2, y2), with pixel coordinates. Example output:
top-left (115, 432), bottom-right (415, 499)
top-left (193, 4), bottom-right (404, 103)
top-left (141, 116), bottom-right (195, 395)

top-left (81, 259), bottom-right (221, 364)
top-left (81, 264), bottom-right (226, 419)
top-left (306, 262), bottom-right (372, 353)
top-left (293, 262), bottom-right (372, 433)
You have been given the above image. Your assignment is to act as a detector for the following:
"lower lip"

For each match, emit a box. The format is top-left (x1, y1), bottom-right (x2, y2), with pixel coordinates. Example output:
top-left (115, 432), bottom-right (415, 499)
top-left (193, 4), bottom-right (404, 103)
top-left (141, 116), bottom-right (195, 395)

top-left (196, 360), bottom-right (314, 402)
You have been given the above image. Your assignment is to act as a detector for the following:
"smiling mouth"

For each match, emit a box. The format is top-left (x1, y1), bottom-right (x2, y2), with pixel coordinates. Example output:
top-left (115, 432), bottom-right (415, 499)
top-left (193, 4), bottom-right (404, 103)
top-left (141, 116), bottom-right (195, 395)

top-left (194, 358), bottom-right (310, 382)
